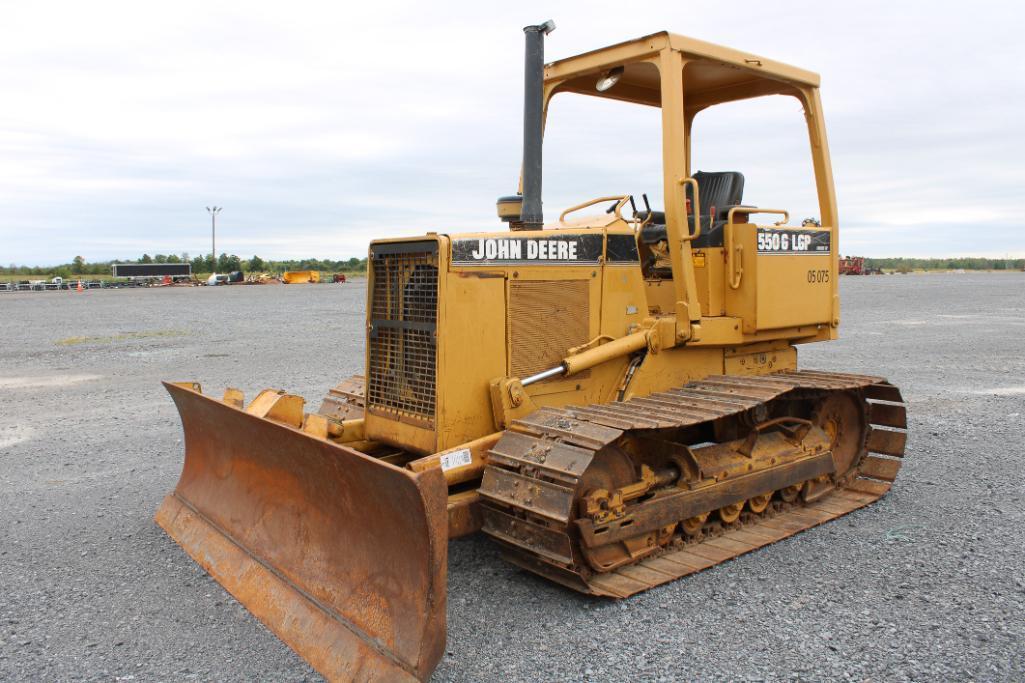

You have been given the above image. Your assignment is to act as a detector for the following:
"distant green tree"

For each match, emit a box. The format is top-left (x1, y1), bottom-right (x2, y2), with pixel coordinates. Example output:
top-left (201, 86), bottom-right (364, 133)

top-left (140, 254), bottom-right (153, 263)
top-left (166, 254), bottom-right (181, 263)
top-left (216, 253), bottom-right (242, 272)
top-left (71, 255), bottom-right (86, 275)
top-left (191, 255), bottom-right (216, 273)
top-left (154, 254), bottom-right (168, 263)
top-left (248, 255), bottom-right (265, 272)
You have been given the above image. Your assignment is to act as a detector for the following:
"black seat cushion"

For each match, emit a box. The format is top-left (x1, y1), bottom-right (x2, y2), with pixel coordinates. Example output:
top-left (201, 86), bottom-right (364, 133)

top-left (640, 171), bottom-right (745, 248)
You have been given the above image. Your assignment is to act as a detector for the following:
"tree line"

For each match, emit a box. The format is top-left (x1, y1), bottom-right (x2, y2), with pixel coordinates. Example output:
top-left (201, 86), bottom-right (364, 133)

top-left (1, 254), bottom-right (369, 278)
top-left (3, 254), bottom-right (1021, 279)
top-left (863, 257), bottom-right (1024, 272)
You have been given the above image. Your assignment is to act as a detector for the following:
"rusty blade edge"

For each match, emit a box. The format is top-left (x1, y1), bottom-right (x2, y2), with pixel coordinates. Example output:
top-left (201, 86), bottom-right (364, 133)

top-left (158, 380), bottom-right (450, 681)
top-left (156, 492), bottom-right (424, 682)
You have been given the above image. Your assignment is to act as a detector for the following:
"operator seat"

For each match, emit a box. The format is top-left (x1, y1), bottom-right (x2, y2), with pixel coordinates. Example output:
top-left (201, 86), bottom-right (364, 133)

top-left (639, 171), bottom-right (746, 248)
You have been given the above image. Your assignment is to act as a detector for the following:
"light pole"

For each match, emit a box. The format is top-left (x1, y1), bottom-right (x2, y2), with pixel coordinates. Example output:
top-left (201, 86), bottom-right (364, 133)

top-left (206, 206), bottom-right (222, 273)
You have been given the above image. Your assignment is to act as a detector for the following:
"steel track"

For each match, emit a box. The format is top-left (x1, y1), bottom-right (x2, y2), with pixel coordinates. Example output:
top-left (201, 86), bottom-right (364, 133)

top-left (479, 370), bottom-right (907, 597)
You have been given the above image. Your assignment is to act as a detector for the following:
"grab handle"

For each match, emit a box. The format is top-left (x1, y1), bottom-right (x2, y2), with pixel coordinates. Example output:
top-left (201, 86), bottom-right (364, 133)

top-left (725, 207), bottom-right (790, 289)
top-left (559, 195), bottom-right (632, 224)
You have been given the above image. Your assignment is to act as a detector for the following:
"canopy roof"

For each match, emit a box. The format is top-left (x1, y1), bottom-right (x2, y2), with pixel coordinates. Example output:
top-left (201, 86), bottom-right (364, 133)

top-left (545, 32), bottom-right (820, 111)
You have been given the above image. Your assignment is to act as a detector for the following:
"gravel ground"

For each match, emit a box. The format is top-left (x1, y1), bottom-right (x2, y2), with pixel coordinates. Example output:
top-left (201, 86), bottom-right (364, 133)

top-left (1, 273), bottom-right (1023, 682)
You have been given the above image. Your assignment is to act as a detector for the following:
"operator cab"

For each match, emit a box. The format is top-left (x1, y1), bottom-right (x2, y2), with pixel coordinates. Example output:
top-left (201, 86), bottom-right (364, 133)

top-left (638, 170), bottom-right (747, 278)
top-left (532, 31), bottom-right (837, 330)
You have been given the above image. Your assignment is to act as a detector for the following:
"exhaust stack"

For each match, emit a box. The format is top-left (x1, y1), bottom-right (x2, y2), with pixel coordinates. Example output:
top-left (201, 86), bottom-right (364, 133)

top-left (499, 20), bottom-right (555, 231)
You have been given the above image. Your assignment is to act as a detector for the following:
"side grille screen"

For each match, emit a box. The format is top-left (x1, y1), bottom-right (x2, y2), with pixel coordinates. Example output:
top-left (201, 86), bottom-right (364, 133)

top-left (367, 242), bottom-right (438, 426)
top-left (509, 279), bottom-right (590, 380)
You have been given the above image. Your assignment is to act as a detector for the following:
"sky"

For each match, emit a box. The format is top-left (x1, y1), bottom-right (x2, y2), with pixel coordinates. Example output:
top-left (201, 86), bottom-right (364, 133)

top-left (1, 0), bottom-right (1023, 265)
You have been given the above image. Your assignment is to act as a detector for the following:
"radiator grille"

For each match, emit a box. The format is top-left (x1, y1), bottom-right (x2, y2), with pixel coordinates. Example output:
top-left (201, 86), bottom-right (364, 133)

top-left (367, 242), bottom-right (438, 425)
top-left (509, 279), bottom-right (590, 380)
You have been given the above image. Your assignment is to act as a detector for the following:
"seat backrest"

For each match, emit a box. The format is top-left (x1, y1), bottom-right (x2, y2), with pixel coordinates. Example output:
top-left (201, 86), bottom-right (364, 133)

top-left (687, 171), bottom-right (745, 215)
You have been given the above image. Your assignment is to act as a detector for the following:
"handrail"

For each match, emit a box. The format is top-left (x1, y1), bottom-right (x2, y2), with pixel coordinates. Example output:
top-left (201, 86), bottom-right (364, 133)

top-left (725, 207), bottom-right (790, 289)
top-left (726, 207), bottom-right (790, 226)
top-left (679, 177), bottom-right (701, 241)
top-left (559, 195), bottom-right (632, 224)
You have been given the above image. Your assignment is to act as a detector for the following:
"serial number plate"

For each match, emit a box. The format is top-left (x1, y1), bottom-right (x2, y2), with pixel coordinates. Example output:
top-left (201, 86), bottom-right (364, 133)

top-left (440, 448), bottom-right (473, 471)
top-left (757, 228), bottom-right (830, 255)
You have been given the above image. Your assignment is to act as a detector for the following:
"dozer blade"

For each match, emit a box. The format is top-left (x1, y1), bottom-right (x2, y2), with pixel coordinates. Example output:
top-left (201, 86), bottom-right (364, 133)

top-left (155, 382), bottom-right (448, 682)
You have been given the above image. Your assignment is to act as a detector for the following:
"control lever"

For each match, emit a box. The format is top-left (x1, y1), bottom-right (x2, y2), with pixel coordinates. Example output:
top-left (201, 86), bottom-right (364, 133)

top-left (607, 196), bottom-right (636, 215)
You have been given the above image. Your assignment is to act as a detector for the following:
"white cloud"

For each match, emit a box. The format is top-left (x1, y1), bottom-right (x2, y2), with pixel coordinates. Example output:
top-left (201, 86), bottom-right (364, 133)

top-left (1, 0), bottom-right (1023, 263)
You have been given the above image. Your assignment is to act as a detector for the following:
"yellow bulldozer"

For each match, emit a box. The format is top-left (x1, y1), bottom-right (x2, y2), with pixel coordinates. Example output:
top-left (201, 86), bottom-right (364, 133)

top-left (156, 23), bottom-right (907, 682)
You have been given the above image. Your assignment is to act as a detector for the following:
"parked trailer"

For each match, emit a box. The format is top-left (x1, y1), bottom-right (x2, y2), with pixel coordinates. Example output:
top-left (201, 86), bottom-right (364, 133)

top-left (112, 263), bottom-right (192, 279)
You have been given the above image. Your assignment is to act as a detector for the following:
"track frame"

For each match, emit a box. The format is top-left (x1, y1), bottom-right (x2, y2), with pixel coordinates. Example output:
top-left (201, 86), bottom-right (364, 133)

top-left (480, 370), bottom-right (906, 596)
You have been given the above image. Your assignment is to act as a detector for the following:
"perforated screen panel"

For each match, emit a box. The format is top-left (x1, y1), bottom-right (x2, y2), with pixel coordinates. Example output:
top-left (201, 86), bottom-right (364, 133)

top-left (367, 242), bottom-right (438, 426)
top-left (509, 279), bottom-right (590, 380)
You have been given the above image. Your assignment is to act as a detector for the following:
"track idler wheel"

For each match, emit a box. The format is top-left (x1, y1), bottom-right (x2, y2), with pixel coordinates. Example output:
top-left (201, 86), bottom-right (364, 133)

top-left (814, 390), bottom-right (867, 478)
top-left (718, 501), bottom-right (744, 524)
top-left (779, 482), bottom-right (802, 502)
top-left (682, 513), bottom-right (708, 536)
top-left (747, 493), bottom-right (771, 514)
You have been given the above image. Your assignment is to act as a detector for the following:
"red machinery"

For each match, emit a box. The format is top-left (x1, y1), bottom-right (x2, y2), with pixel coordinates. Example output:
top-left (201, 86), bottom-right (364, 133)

top-left (839, 256), bottom-right (883, 275)
top-left (839, 256), bottom-right (865, 275)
